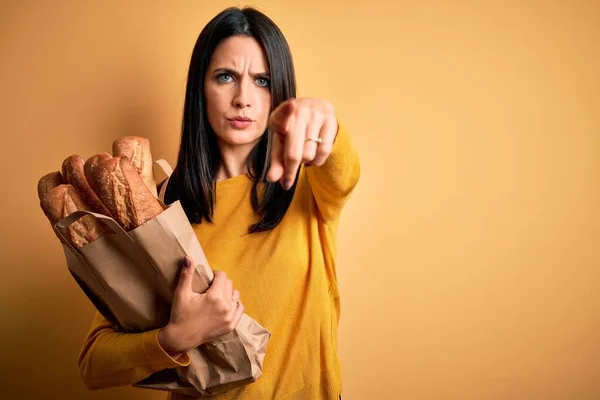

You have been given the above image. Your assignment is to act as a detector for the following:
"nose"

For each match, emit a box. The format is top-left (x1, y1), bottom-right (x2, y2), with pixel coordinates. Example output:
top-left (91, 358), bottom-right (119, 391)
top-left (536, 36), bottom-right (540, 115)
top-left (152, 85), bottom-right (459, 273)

top-left (232, 79), bottom-right (252, 109)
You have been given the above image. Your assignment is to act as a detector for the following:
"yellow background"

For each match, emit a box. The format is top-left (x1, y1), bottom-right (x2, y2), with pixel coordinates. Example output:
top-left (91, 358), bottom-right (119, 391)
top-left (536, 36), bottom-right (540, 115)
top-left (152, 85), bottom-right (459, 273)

top-left (1, 0), bottom-right (598, 399)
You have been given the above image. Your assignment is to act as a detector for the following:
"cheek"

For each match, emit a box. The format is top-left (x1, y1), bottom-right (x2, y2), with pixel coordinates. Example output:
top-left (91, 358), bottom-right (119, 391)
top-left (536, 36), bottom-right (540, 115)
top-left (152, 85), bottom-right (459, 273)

top-left (204, 87), bottom-right (226, 122)
top-left (257, 92), bottom-right (272, 126)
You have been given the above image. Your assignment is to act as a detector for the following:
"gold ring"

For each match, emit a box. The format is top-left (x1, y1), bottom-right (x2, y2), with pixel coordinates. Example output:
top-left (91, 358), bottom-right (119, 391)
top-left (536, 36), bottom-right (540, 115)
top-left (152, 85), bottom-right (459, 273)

top-left (305, 137), bottom-right (323, 144)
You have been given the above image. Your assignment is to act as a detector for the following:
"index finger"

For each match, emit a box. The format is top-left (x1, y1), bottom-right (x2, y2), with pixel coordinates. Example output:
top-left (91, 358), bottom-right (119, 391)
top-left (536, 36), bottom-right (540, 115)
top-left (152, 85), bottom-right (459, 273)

top-left (266, 131), bottom-right (284, 183)
top-left (282, 116), bottom-right (307, 189)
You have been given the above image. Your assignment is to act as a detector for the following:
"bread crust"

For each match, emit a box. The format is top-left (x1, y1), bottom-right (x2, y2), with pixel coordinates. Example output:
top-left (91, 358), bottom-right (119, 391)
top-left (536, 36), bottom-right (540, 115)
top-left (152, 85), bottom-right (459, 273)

top-left (85, 155), bottom-right (163, 231)
top-left (112, 136), bottom-right (158, 197)
top-left (62, 154), bottom-right (110, 215)
top-left (40, 184), bottom-right (107, 248)
top-left (37, 171), bottom-right (64, 201)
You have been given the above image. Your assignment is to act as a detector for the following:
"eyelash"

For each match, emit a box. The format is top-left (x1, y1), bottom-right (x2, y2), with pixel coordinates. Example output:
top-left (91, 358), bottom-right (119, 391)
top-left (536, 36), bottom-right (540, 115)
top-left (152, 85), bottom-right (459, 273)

top-left (216, 73), bottom-right (270, 88)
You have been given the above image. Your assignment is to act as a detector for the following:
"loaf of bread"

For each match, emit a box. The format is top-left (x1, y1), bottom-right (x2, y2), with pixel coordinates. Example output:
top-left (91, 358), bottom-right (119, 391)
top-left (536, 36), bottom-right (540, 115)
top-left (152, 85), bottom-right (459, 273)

top-left (62, 155), bottom-right (110, 215)
top-left (39, 184), bottom-right (108, 248)
top-left (84, 155), bottom-right (164, 231)
top-left (112, 136), bottom-right (158, 198)
top-left (37, 171), bottom-right (64, 200)
top-left (83, 152), bottom-right (112, 183)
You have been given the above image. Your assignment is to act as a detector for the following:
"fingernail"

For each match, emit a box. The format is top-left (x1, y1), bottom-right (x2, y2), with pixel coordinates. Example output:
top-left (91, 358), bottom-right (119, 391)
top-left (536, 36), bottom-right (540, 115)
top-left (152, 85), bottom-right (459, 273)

top-left (185, 257), bottom-right (192, 268)
top-left (284, 180), bottom-right (292, 190)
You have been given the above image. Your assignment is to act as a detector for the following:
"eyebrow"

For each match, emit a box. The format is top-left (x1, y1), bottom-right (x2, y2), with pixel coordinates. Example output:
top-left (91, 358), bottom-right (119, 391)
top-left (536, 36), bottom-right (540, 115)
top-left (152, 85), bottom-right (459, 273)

top-left (212, 67), bottom-right (270, 77)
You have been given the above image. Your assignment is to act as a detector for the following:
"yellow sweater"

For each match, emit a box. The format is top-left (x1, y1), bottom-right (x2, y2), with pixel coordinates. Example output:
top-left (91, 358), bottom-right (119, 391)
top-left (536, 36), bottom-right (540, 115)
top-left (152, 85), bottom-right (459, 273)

top-left (77, 124), bottom-right (360, 399)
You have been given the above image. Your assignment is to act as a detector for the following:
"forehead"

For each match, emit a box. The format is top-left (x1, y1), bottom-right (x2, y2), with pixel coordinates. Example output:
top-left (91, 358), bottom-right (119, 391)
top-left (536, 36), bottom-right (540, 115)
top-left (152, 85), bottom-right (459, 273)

top-left (209, 35), bottom-right (269, 71)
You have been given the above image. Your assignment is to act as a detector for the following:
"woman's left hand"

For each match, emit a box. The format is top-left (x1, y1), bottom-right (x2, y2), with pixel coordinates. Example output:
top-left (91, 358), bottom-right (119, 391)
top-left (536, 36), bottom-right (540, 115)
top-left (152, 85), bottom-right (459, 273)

top-left (267, 98), bottom-right (338, 190)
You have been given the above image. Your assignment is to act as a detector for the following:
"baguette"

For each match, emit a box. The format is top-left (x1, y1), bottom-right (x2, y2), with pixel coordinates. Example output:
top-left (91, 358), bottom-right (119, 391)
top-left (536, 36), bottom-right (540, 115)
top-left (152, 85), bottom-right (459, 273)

top-left (39, 184), bottom-right (107, 248)
top-left (62, 155), bottom-right (110, 215)
top-left (85, 155), bottom-right (164, 231)
top-left (83, 152), bottom-right (112, 183)
top-left (112, 136), bottom-right (158, 197)
top-left (37, 171), bottom-right (64, 200)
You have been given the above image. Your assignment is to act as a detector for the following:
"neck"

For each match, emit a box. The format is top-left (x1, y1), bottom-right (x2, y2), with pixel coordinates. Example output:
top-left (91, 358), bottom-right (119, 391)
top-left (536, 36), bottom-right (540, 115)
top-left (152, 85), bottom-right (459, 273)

top-left (216, 141), bottom-right (254, 181)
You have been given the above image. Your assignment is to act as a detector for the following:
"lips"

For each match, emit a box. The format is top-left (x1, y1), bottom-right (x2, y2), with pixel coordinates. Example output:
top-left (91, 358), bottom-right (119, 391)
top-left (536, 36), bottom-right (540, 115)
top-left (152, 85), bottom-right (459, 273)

top-left (228, 117), bottom-right (253, 129)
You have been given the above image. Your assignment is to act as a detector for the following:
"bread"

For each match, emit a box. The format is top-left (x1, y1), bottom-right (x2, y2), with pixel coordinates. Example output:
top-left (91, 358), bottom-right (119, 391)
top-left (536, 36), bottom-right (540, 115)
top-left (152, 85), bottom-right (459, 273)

top-left (83, 152), bottom-right (112, 183)
top-left (37, 171), bottom-right (64, 200)
top-left (39, 184), bottom-right (107, 248)
top-left (62, 155), bottom-right (110, 215)
top-left (112, 136), bottom-right (158, 197)
top-left (85, 155), bottom-right (164, 231)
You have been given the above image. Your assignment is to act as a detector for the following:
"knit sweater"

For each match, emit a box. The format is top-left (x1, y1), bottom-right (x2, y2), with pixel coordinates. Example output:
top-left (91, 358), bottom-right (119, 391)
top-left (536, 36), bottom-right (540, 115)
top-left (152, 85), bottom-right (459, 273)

top-left (77, 124), bottom-right (360, 399)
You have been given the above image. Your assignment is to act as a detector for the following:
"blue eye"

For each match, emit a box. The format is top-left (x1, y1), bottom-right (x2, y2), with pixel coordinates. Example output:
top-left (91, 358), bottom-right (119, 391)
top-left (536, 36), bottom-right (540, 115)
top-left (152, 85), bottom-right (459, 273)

top-left (217, 73), bottom-right (233, 83)
top-left (256, 77), bottom-right (270, 87)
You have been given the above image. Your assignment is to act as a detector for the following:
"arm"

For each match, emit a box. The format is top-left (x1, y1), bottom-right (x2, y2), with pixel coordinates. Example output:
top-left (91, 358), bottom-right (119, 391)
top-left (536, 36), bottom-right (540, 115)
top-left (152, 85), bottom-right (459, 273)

top-left (77, 257), bottom-right (245, 390)
top-left (77, 311), bottom-right (191, 390)
top-left (266, 99), bottom-right (360, 223)
top-left (305, 122), bottom-right (360, 223)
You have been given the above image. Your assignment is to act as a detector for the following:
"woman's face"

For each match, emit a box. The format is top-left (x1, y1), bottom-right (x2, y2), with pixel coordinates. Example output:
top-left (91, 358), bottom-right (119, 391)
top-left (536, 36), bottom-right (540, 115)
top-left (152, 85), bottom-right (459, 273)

top-left (204, 35), bottom-right (272, 151)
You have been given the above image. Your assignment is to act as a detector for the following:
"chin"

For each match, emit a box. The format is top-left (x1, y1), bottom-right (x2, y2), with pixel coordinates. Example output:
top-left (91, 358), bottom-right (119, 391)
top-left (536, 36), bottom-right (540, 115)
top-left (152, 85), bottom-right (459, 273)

top-left (218, 128), bottom-right (264, 147)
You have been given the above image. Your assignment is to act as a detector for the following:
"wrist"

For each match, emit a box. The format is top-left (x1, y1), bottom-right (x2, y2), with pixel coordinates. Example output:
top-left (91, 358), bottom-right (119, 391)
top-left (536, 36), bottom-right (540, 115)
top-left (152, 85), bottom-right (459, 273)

top-left (158, 324), bottom-right (186, 357)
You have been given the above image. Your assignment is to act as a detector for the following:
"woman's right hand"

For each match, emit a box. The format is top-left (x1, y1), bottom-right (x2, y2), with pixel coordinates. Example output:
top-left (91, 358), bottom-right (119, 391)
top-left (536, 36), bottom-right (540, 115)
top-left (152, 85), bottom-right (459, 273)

top-left (157, 256), bottom-right (245, 356)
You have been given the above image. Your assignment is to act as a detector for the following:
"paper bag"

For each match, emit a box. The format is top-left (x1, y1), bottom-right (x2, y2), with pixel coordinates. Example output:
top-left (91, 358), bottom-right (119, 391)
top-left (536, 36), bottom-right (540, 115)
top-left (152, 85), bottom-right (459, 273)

top-left (53, 160), bottom-right (270, 397)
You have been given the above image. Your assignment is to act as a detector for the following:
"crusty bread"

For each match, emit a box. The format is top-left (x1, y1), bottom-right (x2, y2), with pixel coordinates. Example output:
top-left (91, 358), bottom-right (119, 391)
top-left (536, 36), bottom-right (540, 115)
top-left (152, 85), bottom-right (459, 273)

top-left (37, 171), bottom-right (64, 200)
top-left (112, 136), bottom-right (158, 197)
top-left (62, 155), bottom-right (110, 215)
top-left (83, 152), bottom-right (112, 184)
top-left (85, 155), bottom-right (164, 231)
top-left (39, 184), bottom-right (107, 248)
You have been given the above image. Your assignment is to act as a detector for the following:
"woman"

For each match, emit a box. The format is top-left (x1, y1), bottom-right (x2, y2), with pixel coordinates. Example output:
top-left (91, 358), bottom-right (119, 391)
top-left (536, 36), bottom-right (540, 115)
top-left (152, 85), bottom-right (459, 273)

top-left (78, 6), bottom-right (360, 400)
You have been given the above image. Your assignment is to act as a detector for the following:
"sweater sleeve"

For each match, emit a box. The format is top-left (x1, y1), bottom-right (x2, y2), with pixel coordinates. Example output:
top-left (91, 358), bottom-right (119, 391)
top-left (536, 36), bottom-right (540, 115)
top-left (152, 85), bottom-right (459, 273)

top-left (77, 312), bottom-right (191, 390)
top-left (305, 122), bottom-right (360, 223)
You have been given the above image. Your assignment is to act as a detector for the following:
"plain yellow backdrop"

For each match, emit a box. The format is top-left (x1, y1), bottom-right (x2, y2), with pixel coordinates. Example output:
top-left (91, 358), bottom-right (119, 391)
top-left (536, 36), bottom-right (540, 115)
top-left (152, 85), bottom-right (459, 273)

top-left (1, 0), bottom-right (598, 399)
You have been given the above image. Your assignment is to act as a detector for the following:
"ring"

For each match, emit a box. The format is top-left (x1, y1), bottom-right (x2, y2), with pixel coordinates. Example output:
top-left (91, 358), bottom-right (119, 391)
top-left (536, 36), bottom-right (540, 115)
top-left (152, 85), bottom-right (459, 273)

top-left (305, 137), bottom-right (323, 144)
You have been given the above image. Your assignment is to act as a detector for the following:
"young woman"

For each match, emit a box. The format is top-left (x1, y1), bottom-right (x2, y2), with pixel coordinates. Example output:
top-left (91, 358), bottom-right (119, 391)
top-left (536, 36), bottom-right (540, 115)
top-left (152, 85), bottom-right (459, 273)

top-left (77, 6), bottom-right (360, 400)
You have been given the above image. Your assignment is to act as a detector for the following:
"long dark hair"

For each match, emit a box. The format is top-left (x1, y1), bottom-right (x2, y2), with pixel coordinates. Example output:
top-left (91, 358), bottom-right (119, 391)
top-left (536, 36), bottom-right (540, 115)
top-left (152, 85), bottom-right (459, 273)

top-left (164, 7), bottom-right (298, 233)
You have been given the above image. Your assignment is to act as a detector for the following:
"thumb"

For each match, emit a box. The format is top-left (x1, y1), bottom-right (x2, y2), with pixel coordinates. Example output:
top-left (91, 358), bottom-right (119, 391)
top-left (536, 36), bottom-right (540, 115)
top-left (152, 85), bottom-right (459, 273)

top-left (174, 256), bottom-right (195, 299)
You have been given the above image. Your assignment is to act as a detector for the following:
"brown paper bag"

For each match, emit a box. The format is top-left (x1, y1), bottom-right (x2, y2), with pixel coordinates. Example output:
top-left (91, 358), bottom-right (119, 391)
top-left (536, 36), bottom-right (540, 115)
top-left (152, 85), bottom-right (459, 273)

top-left (53, 160), bottom-right (270, 397)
